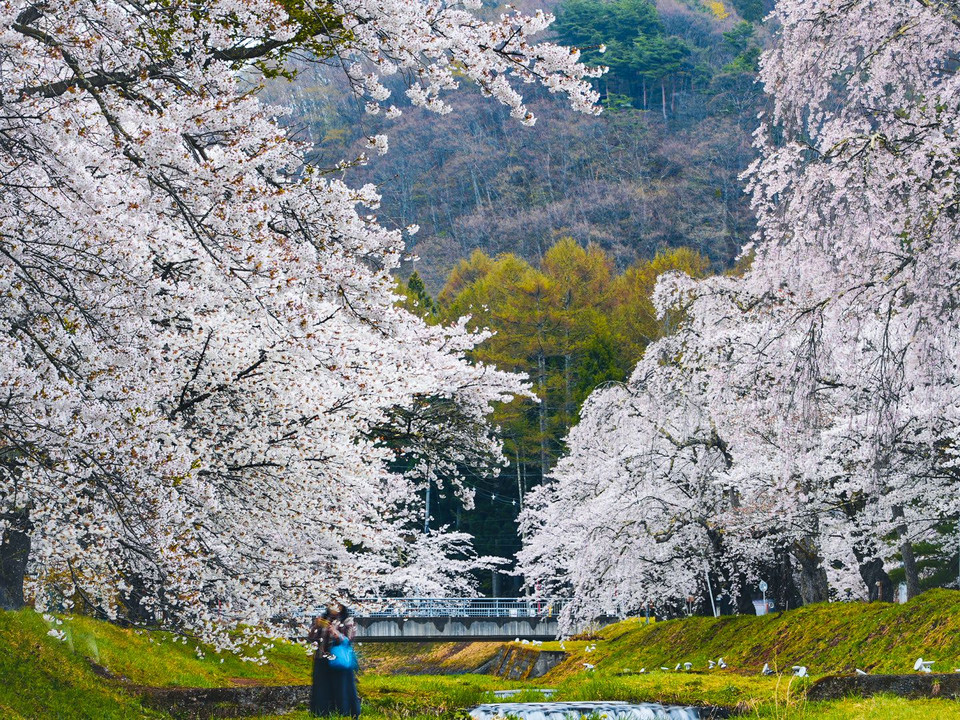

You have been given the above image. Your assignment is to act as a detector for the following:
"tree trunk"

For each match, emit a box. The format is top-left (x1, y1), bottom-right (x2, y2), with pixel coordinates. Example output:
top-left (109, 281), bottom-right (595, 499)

top-left (119, 571), bottom-right (159, 625)
top-left (0, 507), bottom-right (32, 610)
top-left (516, 444), bottom-right (523, 507)
top-left (858, 557), bottom-right (894, 602)
top-left (900, 538), bottom-right (920, 599)
top-left (661, 81), bottom-right (667, 120)
top-left (733, 574), bottom-right (756, 615)
top-left (793, 536), bottom-right (829, 605)
top-left (771, 548), bottom-right (802, 612)
top-left (537, 351), bottom-right (549, 480)
top-left (892, 504), bottom-right (921, 599)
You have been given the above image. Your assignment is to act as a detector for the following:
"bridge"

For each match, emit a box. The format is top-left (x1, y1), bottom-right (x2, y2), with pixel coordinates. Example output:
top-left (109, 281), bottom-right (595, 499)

top-left (349, 597), bottom-right (569, 642)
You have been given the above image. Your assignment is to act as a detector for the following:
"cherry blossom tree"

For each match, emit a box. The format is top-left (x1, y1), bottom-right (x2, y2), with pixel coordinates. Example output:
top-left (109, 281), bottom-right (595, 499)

top-left (520, 0), bottom-right (960, 625)
top-left (744, 0), bottom-right (960, 599)
top-left (0, 0), bottom-right (600, 644)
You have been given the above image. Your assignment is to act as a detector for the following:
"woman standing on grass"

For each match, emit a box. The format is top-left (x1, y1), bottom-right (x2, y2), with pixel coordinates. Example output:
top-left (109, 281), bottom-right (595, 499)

top-left (308, 601), bottom-right (361, 718)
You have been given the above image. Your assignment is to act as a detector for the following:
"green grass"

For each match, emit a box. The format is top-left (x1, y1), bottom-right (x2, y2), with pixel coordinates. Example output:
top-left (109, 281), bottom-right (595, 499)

top-left (552, 671), bottom-right (795, 709)
top-left (539, 671), bottom-right (960, 718)
top-left (244, 675), bottom-right (960, 720)
top-left (545, 589), bottom-right (960, 679)
top-left (0, 610), bottom-right (165, 719)
top-left (3, 609), bottom-right (313, 688)
top-left (361, 674), bottom-right (523, 715)
top-left (762, 695), bottom-right (960, 719)
top-left (240, 674), bottom-right (525, 720)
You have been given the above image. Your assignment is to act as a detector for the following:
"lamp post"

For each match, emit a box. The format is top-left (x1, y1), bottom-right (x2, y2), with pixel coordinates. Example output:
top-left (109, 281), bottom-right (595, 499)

top-left (704, 561), bottom-right (718, 617)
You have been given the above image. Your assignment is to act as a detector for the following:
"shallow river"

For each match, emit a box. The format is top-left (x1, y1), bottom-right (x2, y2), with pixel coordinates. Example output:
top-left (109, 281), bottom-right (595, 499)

top-left (469, 701), bottom-right (701, 720)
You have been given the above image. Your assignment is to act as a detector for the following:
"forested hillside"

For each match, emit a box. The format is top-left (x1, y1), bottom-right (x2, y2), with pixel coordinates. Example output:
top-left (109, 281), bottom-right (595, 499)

top-left (265, 0), bottom-right (772, 290)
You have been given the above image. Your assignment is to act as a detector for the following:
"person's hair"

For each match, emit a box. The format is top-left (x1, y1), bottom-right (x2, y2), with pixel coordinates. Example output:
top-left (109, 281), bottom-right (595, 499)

top-left (321, 601), bottom-right (352, 620)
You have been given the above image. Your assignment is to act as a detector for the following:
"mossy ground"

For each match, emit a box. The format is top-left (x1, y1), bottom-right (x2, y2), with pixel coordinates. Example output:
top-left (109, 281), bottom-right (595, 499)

top-left (7, 592), bottom-right (960, 718)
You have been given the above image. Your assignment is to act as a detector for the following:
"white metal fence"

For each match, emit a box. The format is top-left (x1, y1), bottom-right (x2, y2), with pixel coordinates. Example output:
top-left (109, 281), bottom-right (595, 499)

top-left (352, 597), bottom-right (569, 618)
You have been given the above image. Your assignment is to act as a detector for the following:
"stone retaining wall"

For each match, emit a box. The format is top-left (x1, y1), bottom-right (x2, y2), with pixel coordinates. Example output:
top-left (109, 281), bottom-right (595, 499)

top-left (138, 685), bottom-right (310, 719)
top-left (481, 647), bottom-right (567, 680)
top-left (807, 673), bottom-right (960, 701)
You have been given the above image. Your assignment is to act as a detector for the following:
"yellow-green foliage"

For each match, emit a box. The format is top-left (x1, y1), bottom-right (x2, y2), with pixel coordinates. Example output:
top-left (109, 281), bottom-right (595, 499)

top-left (546, 590), bottom-right (960, 679)
top-left (703, 0), bottom-right (731, 20)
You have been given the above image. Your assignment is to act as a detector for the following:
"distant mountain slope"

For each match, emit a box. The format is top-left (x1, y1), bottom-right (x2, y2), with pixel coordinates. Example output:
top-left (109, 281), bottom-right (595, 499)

top-left (264, 0), bottom-right (773, 290)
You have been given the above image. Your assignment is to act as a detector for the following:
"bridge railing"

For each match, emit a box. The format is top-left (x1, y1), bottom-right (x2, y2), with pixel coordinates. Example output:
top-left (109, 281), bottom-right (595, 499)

top-left (353, 597), bottom-right (570, 618)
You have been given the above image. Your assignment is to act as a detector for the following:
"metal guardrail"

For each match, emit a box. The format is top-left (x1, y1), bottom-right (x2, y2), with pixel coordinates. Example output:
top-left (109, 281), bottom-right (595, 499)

top-left (353, 597), bottom-right (569, 618)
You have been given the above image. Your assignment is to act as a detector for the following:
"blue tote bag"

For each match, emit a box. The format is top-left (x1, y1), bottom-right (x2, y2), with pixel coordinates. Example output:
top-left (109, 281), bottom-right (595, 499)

top-left (329, 638), bottom-right (359, 671)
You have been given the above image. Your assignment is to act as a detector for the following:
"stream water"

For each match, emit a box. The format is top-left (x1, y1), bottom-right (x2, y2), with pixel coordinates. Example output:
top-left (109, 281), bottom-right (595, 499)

top-left (469, 701), bottom-right (701, 720)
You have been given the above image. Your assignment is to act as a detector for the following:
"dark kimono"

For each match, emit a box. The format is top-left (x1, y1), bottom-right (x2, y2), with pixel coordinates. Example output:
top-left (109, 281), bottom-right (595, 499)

top-left (308, 613), bottom-right (360, 718)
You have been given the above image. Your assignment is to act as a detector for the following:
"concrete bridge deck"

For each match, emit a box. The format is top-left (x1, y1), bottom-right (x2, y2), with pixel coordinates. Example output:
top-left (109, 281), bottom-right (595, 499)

top-left (349, 598), bottom-right (567, 642)
top-left (354, 615), bottom-right (561, 641)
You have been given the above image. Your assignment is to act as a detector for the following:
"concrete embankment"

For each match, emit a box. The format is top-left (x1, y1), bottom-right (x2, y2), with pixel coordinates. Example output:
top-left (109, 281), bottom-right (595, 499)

top-left (478, 646), bottom-right (568, 679)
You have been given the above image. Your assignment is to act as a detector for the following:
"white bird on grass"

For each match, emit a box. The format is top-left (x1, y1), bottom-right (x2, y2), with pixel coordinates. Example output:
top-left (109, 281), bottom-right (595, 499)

top-left (855, 669), bottom-right (868, 676)
top-left (708, 660), bottom-right (715, 669)
top-left (792, 666), bottom-right (808, 677)
top-left (718, 658), bottom-right (727, 669)
top-left (674, 663), bottom-right (682, 671)
top-left (914, 658), bottom-right (934, 673)
top-left (583, 663), bottom-right (595, 670)
top-left (761, 663), bottom-right (774, 676)
top-left (660, 666), bottom-right (669, 671)
top-left (684, 662), bottom-right (693, 671)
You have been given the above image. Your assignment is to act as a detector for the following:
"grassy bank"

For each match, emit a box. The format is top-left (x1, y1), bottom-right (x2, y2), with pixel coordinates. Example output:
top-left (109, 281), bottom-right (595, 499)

top-left (0, 608), bottom-right (514, 719)
top-left (542, 589), bottom-right (960, 679)
top-left (0, 609), bottom-right (311, 690)
top-left (7, 592), bottom-right (960, 718)
top-left (0, 610), bottom-right (500, 691)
